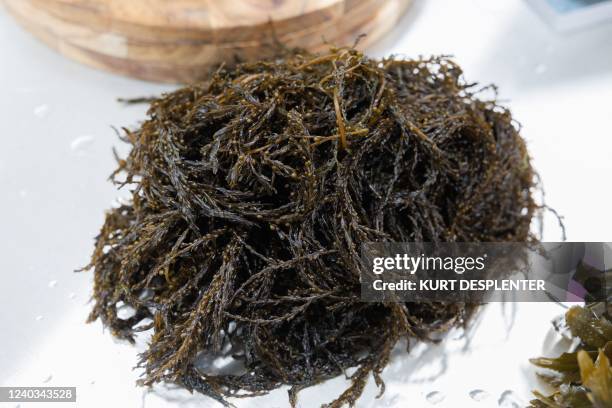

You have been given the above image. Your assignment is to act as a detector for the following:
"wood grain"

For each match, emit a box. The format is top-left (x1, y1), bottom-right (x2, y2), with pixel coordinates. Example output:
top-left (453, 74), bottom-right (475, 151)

top-left (3, 0), bottom-right (411, 82)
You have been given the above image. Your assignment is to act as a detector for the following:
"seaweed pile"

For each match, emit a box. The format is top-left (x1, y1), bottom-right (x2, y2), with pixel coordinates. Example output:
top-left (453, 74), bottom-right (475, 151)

top-left (530, 305), bottom-right (612, 407)
top-left (85, 46), bottom-right (536, 407)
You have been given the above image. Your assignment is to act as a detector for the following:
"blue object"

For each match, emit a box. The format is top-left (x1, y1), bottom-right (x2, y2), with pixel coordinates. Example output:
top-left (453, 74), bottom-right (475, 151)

top-left (546, 0), bottom-right (609, 13)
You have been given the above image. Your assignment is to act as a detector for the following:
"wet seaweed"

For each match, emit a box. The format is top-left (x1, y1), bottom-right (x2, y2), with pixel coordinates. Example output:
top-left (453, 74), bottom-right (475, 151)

top-left (85, 46), bottom-right (536, 407)
top-left (530, 305), bottom-right (612, 407)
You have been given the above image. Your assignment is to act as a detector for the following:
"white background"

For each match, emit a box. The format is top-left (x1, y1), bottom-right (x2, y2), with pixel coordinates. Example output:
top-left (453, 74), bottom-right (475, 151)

top-left (1, 0), bottom-right (611, 407)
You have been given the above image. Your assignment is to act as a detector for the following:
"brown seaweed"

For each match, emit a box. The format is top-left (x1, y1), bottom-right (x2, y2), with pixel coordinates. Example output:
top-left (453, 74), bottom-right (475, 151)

top-left (530, 305), bottom-right (612, 407)
top-left (85, 46), bottom-right (536, 407)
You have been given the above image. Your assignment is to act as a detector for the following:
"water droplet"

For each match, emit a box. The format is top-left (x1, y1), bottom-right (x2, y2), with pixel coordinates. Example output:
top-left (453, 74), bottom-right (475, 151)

top-left (535, 64), bottom-right (547, 75)
top-left (69, 292), bottom-right (76, 300)
top-left (70, 135), bottom-right (95, 155)
top-left (35, 315), bottom-right (43, 321)
top-left (48, 280), bottom-right (57, 288)
top-left (498, 390), bottom-right (521, 407)
top-left (470, 389), bottom-right (490, 401)
top-left (43, 375), bottom-right (53, 383)
top-left (33, 104), bottom-right (49, 118)
top-left (425, 391), bottom-right (445, 404)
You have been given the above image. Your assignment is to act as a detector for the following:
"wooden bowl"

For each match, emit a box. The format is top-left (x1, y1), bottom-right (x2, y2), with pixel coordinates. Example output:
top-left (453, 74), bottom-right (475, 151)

top-left (4, 0), bottom-right (412, 83)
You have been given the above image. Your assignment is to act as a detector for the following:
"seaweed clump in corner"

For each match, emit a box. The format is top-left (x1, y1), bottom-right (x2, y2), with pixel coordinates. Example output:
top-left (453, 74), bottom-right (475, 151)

top-left (530, 305), bottom-right (612, 407)
top-left (85, 46), bottom-right (537, 407)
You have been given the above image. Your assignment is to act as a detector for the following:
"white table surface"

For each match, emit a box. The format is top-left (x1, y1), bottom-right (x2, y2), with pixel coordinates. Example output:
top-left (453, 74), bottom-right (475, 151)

top-left (1, 0), bottom-right (611, 407)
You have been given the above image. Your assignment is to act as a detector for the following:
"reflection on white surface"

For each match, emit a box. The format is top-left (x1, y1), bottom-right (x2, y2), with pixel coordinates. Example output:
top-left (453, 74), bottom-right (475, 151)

top-left (1, 0), bottom-right (611, 406)
top-left (2, 300), bottom-right (571, 408)
top-left (32, 104), bottom-right (49, 119)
